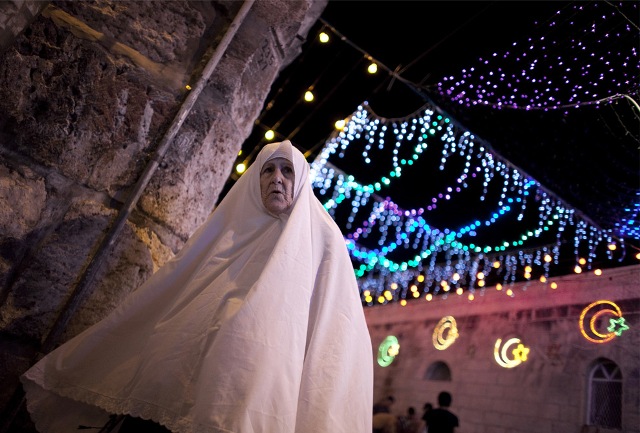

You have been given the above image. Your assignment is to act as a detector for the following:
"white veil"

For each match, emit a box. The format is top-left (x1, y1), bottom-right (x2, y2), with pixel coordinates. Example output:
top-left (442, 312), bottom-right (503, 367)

top-left (21, 140), bottom-right (373, 433)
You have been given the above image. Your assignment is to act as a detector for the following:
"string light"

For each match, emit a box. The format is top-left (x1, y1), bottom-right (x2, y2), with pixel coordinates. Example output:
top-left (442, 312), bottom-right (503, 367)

top-left (436, 2), bottom-right (639, 111)
top-left (232, 2), bottom-right (637, 307)
top-left (311, 103), bottom-right (626, 306)
top-left (235, 162), bottom-right (246, 175)
top-left (615, 192), bottom-right (640, 240)
top-left (304, 90), bottom-right (314, 102)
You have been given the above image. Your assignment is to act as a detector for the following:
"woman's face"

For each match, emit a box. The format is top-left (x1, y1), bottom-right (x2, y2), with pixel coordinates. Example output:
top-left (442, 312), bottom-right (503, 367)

top-left (260, 157), bottom-right (295, 214)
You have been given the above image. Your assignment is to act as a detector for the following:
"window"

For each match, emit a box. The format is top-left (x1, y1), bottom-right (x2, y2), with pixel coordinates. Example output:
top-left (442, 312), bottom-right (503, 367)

top-left (424, 361), bottom-right (451, 381)
top-left (586, 358), bottom-right (622, 429)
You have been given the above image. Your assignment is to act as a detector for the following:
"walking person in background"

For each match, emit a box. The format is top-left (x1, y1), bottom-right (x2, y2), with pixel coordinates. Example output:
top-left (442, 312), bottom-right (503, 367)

top-left (423, 391), bottom-right (458, 433)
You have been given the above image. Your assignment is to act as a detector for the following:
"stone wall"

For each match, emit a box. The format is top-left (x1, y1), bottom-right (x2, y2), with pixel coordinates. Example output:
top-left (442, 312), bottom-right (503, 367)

top-left (365, 264), bottom-right (640, 433)
top-left (0, 0), bottom-right (327, 428)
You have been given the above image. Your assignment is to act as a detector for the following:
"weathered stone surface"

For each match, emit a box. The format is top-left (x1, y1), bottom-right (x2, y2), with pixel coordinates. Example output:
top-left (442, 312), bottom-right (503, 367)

top-left (138, 0), bottom-right (324, 236)
top-left (140, 108), bottom-right (239, 237)
top-left (0, 1), bottom-right (49, 53)
top-left (55, 0), bottom-right (207, 65)
top-left (0, 199), bottom-right (113, 340)
top-left (0, 1), bottom-right (328, 422)
top-left (0, 164), bottom-right (46, 239)
top-left (0, 160), bottom-right (47, 293)
top-left (0, 9), bottom-right (179, 193)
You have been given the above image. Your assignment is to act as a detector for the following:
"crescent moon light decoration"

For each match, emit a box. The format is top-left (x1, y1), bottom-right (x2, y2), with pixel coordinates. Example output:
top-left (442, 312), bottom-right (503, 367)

top-left (433, 316), bottom-right (459, 350)
top-left (494, 337), bottom-right (530, 368)
top-left (377, 335), bottom-right (400, 367)
top-left (579, 300), bottom-right (629, 343)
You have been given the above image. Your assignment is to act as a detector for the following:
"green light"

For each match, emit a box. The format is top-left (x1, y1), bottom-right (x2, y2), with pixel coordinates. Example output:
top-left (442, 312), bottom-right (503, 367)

top-left (377, 335), bottom-right (400, 367)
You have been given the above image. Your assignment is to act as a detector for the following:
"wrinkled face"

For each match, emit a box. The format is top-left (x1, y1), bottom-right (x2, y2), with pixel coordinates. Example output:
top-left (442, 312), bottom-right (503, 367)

top-left (260, 157), bottom-right (295, 214)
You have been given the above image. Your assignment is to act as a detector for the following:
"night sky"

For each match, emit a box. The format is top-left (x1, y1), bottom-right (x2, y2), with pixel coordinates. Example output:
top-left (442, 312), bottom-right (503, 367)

top-left (229, 1), bottom-right (639, 289)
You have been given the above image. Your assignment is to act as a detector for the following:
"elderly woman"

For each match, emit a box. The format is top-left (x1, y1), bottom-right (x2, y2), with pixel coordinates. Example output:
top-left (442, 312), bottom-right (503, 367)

top-left (21, 140), bottom-right (373, 433)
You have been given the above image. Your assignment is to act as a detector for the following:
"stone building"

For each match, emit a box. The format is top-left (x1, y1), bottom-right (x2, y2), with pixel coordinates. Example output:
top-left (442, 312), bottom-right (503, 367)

top-left (366, 264), bottom-right (639, 433)
top-left (0, 1), bottom-right (637, 433)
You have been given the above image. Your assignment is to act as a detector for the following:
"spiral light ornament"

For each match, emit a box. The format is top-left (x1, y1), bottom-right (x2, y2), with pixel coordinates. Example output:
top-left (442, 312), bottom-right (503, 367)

top-left (432, 316), bottom-right (459, 350)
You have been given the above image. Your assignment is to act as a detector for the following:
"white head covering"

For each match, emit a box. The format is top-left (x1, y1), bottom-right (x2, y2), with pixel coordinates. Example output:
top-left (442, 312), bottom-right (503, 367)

top-left (22, 140), bottom-right (373, 433)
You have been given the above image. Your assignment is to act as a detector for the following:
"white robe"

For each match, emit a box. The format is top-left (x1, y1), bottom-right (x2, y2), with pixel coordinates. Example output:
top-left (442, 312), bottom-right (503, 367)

top-left (21, 140), bottom-right (374, 433)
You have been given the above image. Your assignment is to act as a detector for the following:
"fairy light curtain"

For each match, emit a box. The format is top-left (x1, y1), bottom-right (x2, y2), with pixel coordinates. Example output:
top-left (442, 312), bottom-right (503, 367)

top-left (310, 102), bottom-right (626, 306)
top-left (430, 0), bottom-right (640, 241)
top-left (303, 1), bottom-right (638, 306)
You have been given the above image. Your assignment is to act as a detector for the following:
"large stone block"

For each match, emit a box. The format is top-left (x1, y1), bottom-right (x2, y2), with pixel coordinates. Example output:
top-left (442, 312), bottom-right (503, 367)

top-left (0, 200), bottom-right (155, 342)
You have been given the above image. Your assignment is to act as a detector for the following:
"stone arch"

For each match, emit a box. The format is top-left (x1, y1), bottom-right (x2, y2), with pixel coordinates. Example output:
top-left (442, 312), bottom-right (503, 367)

top-left (424, 360), bottom-right (451, 381)
top-left (585, 357), bottom-right (622, 430)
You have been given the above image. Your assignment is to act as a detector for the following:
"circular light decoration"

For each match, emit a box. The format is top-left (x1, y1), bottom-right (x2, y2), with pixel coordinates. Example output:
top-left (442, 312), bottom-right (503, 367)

top-left (579, 300), bottom-right (629, 344)
top-left (377, 335), bottom-right (400, 367)
top-left (432, 316), bottom-right (459, 350)
top-left (494, 337), bottom-right (529, 369)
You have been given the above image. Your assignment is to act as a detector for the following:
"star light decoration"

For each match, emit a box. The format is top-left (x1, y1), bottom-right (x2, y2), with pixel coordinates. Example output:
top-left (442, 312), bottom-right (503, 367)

top-left (310, 103), bottom-right (627, 306)
top-left (579, 300), bottom-right (629, 343)
top-left (494, 337), bottom-right (530, 369)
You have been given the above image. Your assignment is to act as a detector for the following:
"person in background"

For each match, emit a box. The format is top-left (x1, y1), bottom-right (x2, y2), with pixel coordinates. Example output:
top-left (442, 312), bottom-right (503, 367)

top-left (20, 140), bottom-right (374, 433)
top-left (373, 395), bottom-right (396, 414)
top-left (373, 410), bottom-right (398, 433)
top-left (423, 391), bottom-right (459, 433)
top-left (421, 402), bottom-right (433, 431)
top-left (397, 406), bottom-right (424, 433)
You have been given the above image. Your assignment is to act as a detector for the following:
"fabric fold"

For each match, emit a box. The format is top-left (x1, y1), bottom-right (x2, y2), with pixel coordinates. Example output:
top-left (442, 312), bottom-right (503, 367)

top-left (21, 140), bottom-right (373, 433)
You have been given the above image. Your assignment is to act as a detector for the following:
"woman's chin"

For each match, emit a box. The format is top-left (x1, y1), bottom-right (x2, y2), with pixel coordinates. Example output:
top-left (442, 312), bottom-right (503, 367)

top-left (265, 200), bottom-right (291, 215)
